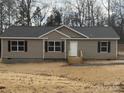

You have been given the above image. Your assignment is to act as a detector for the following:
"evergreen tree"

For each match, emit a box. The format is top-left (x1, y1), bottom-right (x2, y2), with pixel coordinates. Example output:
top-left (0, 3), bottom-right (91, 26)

top-left (47, 8), bottom-right (62, 26)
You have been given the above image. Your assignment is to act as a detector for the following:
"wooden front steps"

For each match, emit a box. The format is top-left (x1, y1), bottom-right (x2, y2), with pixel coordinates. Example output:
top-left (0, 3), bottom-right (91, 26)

top-left (68, 50), bottom-right (83, 65)
top-left (68, 56), bottom-right (83, 65)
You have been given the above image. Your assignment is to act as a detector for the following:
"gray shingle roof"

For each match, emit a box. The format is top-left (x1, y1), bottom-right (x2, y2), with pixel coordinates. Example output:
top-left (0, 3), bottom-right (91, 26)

top-left (73, 27), bottom-right (120, 38)
top-left (0, 25), bottom-right (120, 39)
top-left (0, 26), bottom-right (56, 37)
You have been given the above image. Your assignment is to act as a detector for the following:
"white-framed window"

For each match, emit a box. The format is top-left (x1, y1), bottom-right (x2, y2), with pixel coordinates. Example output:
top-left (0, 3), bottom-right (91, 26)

top-left (11, 41), bottom-right (18, 51)
top-left (10, 40), bottom-right (26, 52)
top-left (48, 41), bottom-right (61, 52)
top-left (55, 41), bottom-right (61, 51)
top-left (98, 41), bottom-right (111, 53)
top-left (48, 41), bottom-right (54, 51)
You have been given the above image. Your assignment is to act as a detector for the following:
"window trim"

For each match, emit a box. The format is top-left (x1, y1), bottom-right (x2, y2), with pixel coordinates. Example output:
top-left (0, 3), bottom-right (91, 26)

top-left (10, 40), bottom-right (26, 52)
top-left (18, 41), bottom-right (25, 51)
top-left (47, 40), bottom-right (62, 52)
top-left (99, 41), bottom-right (109, 53)
top-left (10, 41), bottom-right (18, 52)
top-left (48, 41), bottom-right (54, 52)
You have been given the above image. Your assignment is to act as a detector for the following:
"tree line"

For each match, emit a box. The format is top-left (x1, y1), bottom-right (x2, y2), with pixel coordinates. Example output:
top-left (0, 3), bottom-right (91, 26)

top-left (0, 0), bottom-right (124, 30)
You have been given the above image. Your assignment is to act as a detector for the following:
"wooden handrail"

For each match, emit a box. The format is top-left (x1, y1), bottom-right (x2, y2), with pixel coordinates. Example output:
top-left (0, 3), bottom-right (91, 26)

top-left (80, 50), bottom-right (83, 57)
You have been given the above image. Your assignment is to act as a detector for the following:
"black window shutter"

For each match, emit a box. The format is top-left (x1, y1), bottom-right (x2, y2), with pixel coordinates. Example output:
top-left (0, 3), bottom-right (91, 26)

top-left (25, 41), bottom-right (27, 52)
top-left (45, 41), bottom-right (48, 52)
top-left (62, 41), bottom-right (64, 52)
top-left (108, 42), bottom-right (111, 53)
top-left (98, 42), bottom-right (100, 53)
top-left (8, 41), bottom-right (10, 52)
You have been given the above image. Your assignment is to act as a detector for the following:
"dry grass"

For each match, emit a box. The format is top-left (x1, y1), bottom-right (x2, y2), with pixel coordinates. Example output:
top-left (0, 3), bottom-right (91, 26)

top-left (0, 61), bottom-right (124, 93)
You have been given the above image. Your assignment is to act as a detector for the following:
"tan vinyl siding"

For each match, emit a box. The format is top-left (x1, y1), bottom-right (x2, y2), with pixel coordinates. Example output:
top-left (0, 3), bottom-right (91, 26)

top-left (44, 52), bottom-right (65, 59)
top-left (42, 31), bottom-right (66, 59)
top-left (2, 39), bottom-right (43, 58)
top-left (57, 27), bottom-right (85, 38)
top-left (66, 40), bottom-right (117, 59)
top-left (42, 31), bottom-right (68, 40)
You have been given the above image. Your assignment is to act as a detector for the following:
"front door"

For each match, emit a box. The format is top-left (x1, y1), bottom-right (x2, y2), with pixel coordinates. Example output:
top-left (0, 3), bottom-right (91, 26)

top-left (70, 41), bottom-right (78, 56)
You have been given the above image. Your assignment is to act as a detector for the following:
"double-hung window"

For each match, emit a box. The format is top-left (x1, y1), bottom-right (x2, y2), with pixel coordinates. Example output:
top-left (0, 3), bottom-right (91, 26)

top-left (55, 42), bottom-right (61, 51)
top-left (98, 41), bottom-right (111, 53)
top-left (18, 41), bottom-right (25, 51)
top-left (9, 40), bottom-right (27, 52)
top-left (48, 41), bottom-right (55, 51)
top-left (11, 41), bottom-right (18, 51)
top-left (48, 41), bottom-right (61, 52)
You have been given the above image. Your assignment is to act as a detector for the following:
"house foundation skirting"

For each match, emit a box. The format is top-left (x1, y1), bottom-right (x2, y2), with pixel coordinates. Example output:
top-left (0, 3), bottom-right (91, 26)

top-left (1, 58), bottom-right (67, 63)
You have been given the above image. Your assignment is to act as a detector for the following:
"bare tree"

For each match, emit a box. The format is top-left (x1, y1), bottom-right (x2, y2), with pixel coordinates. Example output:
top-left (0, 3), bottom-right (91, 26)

top-left (0, 0), bottom-right (16, 30)
top-left (110, 0), bottom-right (124, 37)
top-left (63, 0), bottom-right (104, 27)
top-left (4, 0), bottom-right (16, 26)
top-left (16, 0), bottom-right (49, 26)
top-left (33, 6), bottom-right (48, 26)
top-left (102, 0), bottom-right (111, 26)
top-left (64, 0), bottom-right (87, 27)
top-left (0, 0), bottom-right (4, 30)
top-left (15, 0), bottom-right (36, 26)
top-left (93, 5), bottom-right (106, 26)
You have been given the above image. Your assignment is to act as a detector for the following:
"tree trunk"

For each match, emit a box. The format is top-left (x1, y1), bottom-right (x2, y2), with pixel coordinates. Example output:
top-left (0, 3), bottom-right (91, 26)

top-left (108, 0), bottom-right (111, 26)
top-left (91, 3), bottom-right (95, 26)
top-left (0, 3), bottom-right (3, 30)
top-left (8, 7), bottom-right (11, 26)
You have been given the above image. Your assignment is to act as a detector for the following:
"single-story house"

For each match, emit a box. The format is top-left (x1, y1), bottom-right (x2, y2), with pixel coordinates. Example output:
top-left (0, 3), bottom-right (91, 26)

top-left (0, 25), bottom-right (120, 62)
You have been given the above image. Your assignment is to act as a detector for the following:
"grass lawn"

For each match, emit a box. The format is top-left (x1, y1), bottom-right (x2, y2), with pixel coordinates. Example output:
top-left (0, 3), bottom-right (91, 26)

top-left (0, 61), bottom-right (124, 93)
